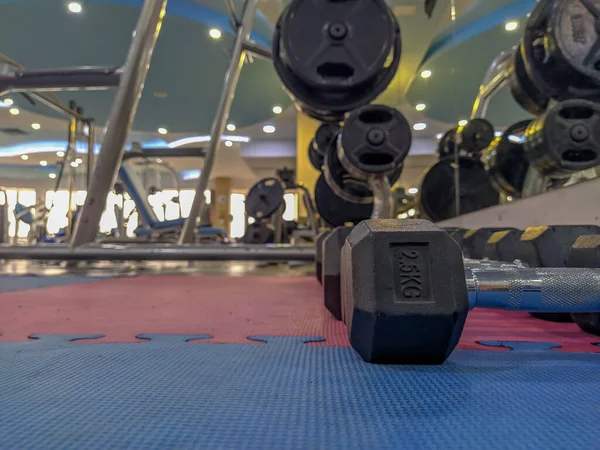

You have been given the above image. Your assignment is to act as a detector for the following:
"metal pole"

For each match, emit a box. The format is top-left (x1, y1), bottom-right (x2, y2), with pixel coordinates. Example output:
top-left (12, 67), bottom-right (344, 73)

top-left (179, 0), bottom-right (259, 244)
top-left (242, 40), bottom-right (273, 60)
top-left (71, 0), bottom-right (168, 247)
top-left (0, 244), bottom-right (315, 262)
top-left (470, 49), bottom-right (513, 119)
top-left (86, 119), bottom-right (95, 189)
top-left (66, 116), bottom-right (77, 239)
top-left (296, 184), bottom-right (318, 234)
top-left (369, 176), bottom-right (391, 219)
top-left (454, 144), bottom-right (460, 218)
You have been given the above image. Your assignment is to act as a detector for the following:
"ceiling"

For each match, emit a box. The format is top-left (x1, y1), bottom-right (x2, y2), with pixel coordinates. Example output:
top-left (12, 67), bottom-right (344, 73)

top-left (0, 0), bottom-right (540, 190)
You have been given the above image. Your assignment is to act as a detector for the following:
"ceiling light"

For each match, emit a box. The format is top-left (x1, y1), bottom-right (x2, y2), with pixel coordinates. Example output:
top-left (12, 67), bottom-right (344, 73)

top-left (31, 123), bottom-right (41, 130)
top-left (436, 133), bottom-right (443, 140)
top-left (224, 140), bottom-right (233, 147)
top-left (40, 160), bottom-right (48, 167)
top-left (226, 123), bottom-right (236, 132)
top-left (70, 161), bottom-right (79, 168)
top-left (272, 105), bottom-right (283, 114)
top-left (458, 119), bottom-right (468, 127)
top-left (9, 108), bottom-right (19, 115)
top-left (505, 21), bottom-right (519, 31)
top-left (420, 70), bottom-right (432, 79)
top-left (408, 188), bottom-right (419, 195)
top-left (75, 158), bottom-right (83, 164)
top-left (3, 98), bottom-right (13, 106)
top-left (413, 123), bottom-right (427, 131)
top-left (157, 127), bottom-right (168, 135)
top-left (49, 173), bottom-right (57, 179)
top-left (20, 154), bottom-right (28, 161)
top-left (263, 124), bottom-right (276, 134)
top-left (415, 103), bottom-right (426, 112)
top-left (67, 1), bottom-right (82, 13)
top-left (57, 151), bottom-right (65, 157)
top-left (209, 28), bottom-right (222, 39)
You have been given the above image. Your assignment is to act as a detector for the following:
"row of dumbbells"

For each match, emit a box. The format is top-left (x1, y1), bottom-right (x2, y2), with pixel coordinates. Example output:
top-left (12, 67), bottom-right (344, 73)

top-left (315, 220), bottom-right (600, 365)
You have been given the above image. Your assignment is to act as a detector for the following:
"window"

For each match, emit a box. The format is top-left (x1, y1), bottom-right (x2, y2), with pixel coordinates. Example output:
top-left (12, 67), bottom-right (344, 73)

top-left (283, 193), bottom-right (297, 221)
top-left (230, 193), bottom-right (246, 238)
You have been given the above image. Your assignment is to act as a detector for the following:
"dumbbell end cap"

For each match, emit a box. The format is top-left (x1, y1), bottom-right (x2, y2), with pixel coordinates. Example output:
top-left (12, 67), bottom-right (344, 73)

top-left (342, 219), bottom-right (469, 364)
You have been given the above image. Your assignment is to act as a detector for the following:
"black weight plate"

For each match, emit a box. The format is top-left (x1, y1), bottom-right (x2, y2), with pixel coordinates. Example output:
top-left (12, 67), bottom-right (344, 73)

top-left (483, 120), bottom-right (532, 198)
top-left (324, 142), bottom-right (374, 204)
top-left (438, 128), bottom-right (457, 158)
top-left (314, 174), bottom-right (373, 227)
top-left (418, 157), bottom-right (500, 222)
top-left (508, 46), bottom-right (549, 115)
top-left (245, 178), bottom-right (285, 220)
top-left (339, 105), bottom-right (412, 177)
top-left (524, 99), bottom-right (600, 177)
top-left (272, 0), bottom-right (401, 122)
top-left (314, 123), bottom-right (341, 153)
top-left (241, 222), bottom-right (275, 244)
top-left (309, 138), bottom-right (324, 171)
top-left (456, 118), bottom-right (495, 154)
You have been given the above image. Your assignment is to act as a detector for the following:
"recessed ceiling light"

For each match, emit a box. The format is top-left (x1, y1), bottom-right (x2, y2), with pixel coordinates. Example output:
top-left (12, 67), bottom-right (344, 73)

top-left (263, 124), bottom-right (276, 134)
top-left (21, 154), bottom-right (28, 160)
top-left (70, 161), bottom-right (79, 168)
top-left (3, 98), bottom-right (13, 106)
top-left (9, 108), bottom-right (19, 115)
top-left (413, 123), bottom-right (427, 131)
top-left (408, 188), bottom-right (419, 194)
top-left (209, 28), bottom-right (222, 39)
top-left (224, 140), bottom-right (233, 147)
top-left (49, 173), bottom-right (57, 179)
top-left (272, 105), bottom-right (283, 114)
top-left (226, 123), bottom-right (236, 132)
top-left (458, 119), bottom-right (468, 127)
top-left (57, 151), bottom-right (65, 157)
top-left (67, 1), bottom-right (82, 13)
top-left (158, 127), bottom-right (168, 135)
top-left (75, 158), bottom-right (83, 164)
top-left (40, 160), bottom-right (48, 167)
top-left (505, 21), bottom-right (519, 31)
top-left (420, 70), bottom-right (432, 79)
top-left (31, 123), bottom-right (41, 130)
top-left (415, 103), bottom-right (426, 112)
top-left (436, 133), bottom-right (443, 140)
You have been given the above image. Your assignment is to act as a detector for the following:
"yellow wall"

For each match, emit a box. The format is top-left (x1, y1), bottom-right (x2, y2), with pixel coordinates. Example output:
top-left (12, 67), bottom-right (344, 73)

top-left (296, 113), bottom-right (321, 217)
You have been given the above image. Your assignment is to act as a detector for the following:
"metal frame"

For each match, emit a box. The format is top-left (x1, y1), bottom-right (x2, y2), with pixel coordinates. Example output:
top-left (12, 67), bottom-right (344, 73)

top-left (179, 0), bottom-right (261, 244)
top-left (71, 0), bottom-right (168, 247)
top-left (470, 48), bottom-right (514, 120)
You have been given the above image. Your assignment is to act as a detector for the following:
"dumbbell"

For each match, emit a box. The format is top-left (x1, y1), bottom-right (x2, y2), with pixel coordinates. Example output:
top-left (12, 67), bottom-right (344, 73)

top-left (516, 225), bottom-right (600, 322)
top-left (483, 229), bottom-right (523, 263)
top-left (340, 219), bottom-right (600, 364)
top-left (461, 228), bottom-right (518, 259)
top-left (322, 226), bottom-right (353, 320)
top-left (315, 230), bottom-right (331, 284)
top-left (568, 235), bottom-right (600, 336)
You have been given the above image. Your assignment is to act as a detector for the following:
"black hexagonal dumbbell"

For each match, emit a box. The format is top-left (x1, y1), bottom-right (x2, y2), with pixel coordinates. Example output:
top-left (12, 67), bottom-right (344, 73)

top-left (462, 228), bottom-right (518, 259)
top-left (315, 231), bottom-right (331, 284)
top-left (517, 225), bottom-right (600, 322)
top-left (568, 235), bottom-right (600, 337)
top-left (323, 226), bottom-right (353, 321)
top-left (340, 219), bottom-right (600, 364)
top-left (483, 229), bottom-right (523, 262)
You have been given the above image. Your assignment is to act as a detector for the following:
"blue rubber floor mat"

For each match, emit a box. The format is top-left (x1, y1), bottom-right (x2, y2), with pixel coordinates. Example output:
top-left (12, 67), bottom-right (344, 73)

top-left (0, 275), bottom-right (111, 293)
top-left (0, 335), bottom-right (599, 449)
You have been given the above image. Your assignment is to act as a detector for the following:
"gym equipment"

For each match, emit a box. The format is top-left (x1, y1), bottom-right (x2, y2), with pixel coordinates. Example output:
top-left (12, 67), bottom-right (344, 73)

top-left (241, 222), bottom-right (276, 244)
top-left (516, 225), bottom-right (600, 322)
top-left (524, 99), bottom-right (600, 177)
top-left (521, 0), bottom-right (600, 102)
top-left (461, 227), bottom-right (518, 260)
top-left (483, 120), bottom-right (531, 198)
top-left (418, 157), bottom-right (499, 221)
top-left (455, 119), bottom-right (495, 154)
top-left (437, 129), bottom-right (456, 158)
top-left (309, 123), bottom-right (341, 171)
top-left (340, 219), bottom-right (600, 364)
top-left (315, 230), bottom-right (331, 284)
top-left (245, 178), bottom-right (286, 220)
top-left (508, 46), bottom-right (549, 115)
top-left (568, 235), bottom-right (600, 336)
top-left (483, 229), bottom-right (523, 263)
top-left (314, 174), bottom-right (373, 227)
top-left (322, 226), bottom-right (353, 320)
top-left (273, 0), bottom-right (402, 122)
